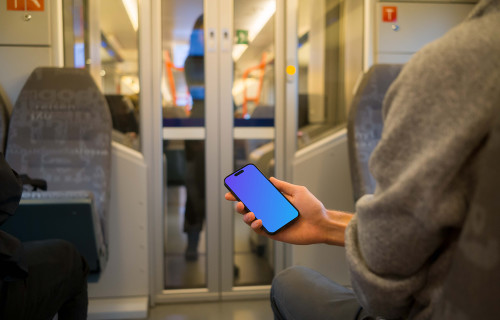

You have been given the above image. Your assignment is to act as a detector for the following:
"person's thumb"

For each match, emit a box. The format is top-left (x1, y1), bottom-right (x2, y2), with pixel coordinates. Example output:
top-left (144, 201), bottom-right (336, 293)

top-left (269, 177), bottom-right (297, 196)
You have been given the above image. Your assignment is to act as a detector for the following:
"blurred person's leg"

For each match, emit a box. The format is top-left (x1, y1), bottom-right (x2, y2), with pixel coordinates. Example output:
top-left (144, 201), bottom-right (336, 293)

top-left (184, 140), bottom-right (206, 261)
top-left (271, 266), bottom-right (373, 320)
top-left (0, 239), bottom-right (89, 320)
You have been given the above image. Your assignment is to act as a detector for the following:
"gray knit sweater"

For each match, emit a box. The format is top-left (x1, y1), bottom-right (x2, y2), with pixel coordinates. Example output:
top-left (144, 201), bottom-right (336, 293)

top-left (345, 1), bottom-right (500, 319)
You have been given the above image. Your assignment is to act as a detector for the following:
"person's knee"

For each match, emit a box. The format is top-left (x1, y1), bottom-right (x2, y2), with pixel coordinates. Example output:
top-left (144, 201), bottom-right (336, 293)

top-left (47, 239), bottom-right (80, 261)
top-left (42, 239), bottom-right (88, 281)
top-left (271, 266), bottom-right (315, 319)
top-left (272, 266), bottom-right (362, 319)
top-left (271, 266), bottom-right (313, 305)
top-left (272, 265), bottom-right (311, 294)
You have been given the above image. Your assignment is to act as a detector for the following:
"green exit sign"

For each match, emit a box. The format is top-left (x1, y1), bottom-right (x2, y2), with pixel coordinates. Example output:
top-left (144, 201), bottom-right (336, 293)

top-left (236, 30), bottom-right (249, 44)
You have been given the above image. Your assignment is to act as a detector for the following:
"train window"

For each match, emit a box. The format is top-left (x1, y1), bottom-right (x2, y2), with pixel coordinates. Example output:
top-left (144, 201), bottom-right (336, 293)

top-left (62, 0), bottom-right (88, 68)
top-left (297, 0), bottom-right (345, 149)
top-left (99, 0), bottom-right (141, 151)
top-left (63, 0), bottom-right (141, 151)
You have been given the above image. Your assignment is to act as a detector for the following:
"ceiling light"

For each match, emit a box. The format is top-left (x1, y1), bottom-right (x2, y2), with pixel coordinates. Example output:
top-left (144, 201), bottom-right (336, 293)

top-left (122, 0), bottom-right (138, 31)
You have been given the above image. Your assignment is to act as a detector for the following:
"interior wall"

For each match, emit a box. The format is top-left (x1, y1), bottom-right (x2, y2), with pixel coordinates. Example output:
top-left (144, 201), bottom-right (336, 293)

top-left (0, 0), bottom-right (61, 106)
top-left (292, 129), bottom-right (354, 286)
top-left (370, 0), bottom-right (475, 66)
top-left (342, 0), bottom-right (364, 113)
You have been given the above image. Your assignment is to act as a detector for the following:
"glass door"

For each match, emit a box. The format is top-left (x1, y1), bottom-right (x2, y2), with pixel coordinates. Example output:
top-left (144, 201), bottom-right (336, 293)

top-left (160, 0), bottom-right (210, 291)
top-left (229, 0), bottom-right (278, 289)
top-left (155, 0), bottom-right (288, 301)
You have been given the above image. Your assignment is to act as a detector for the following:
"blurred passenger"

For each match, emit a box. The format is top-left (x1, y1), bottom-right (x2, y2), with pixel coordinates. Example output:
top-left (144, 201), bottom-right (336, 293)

top-left (0, 153), bottom-right (89, 320)
top-left (183, 15), bottom-right (205, 260)
top-left (226, 0), bottom-right (500, 318)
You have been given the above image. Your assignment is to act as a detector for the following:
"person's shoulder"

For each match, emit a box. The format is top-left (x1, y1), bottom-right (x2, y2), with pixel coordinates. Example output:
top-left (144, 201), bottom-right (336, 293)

top-left (445, 2), bottom-right (500, 55)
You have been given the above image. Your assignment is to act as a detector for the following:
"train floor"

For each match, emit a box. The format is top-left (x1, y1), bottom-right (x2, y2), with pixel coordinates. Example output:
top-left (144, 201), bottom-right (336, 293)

top-left (148, 299), bottom-right (273, 320)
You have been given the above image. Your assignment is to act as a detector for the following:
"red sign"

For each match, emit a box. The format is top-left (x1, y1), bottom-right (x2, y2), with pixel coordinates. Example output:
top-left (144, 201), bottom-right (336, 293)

top-left (7, 0), bottom-right (45, 11)
top-left (382, 6), bottom-right (397, 22)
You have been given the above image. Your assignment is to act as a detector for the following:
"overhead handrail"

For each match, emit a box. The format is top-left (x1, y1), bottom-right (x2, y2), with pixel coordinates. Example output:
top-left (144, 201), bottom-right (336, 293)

top-left (242, 52), bottom-right (268, 118)
top-left (163, 51), bottom-right (185, 107)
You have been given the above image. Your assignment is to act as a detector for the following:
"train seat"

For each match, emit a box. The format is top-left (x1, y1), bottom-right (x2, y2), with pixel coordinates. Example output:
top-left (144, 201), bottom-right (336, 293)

top-left (105, 94), bottom-right (140, 150)
top-left (1, 67), bottom-right (112, 282)
top-left (105, 94), bottom-right (139, 135)
top-left (347, 64), bottom-right (403, 201)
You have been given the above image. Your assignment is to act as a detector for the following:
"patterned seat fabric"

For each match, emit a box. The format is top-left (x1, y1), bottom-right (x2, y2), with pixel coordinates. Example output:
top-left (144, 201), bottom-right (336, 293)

top-left (347, 64), bottom-right (403, 201)
top-left (5, 67), bottom-right (112, 271)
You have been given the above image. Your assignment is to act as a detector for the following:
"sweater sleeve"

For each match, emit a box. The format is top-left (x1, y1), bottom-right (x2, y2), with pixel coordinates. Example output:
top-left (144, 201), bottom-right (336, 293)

top-left (0, 152), bottom-right (28, 280)
top-left (344, 6), bottom-right (500, 318)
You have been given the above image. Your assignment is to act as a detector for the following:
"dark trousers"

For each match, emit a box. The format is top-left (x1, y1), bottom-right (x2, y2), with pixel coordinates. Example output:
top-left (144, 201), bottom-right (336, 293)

top-left (184, 140), bottom-right (206, 233)
top-left (0, 239), bottom-right (89, 320)
top-left (271, 266), bottom-right (373, 320)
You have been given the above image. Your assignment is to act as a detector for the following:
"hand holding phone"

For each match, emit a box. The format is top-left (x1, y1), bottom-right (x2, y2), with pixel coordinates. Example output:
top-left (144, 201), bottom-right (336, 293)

top-left (224, 164), bottom-right (299, 234)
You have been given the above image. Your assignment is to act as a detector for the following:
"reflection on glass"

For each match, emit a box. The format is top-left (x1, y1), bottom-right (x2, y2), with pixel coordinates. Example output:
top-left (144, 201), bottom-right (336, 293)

top-left (62, 0), bottom-right (87, 68)
top-left (164, 139), bottom-right (207, 289)
top-left (297, 0), bottom-right (345, 149)
top-left (233, 139), bottom-right (275, 286)
top-left (183, 137), bottom-right (205, 261)
top-left (232, 0), bottom-right (277, 287)
top-left (161, 1), bottom-right (206, 290)
top-left (163, 14), bottom-right (205, 127)
top-left (233, 0), bottom-right (276, 127)
top-left (99, 0), bottom-right (141, 150)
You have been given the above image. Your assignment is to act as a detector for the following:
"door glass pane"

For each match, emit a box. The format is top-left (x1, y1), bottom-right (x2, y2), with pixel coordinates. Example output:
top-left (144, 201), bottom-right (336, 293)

top-left (233, 139), bottom-right (275, 286)
top-left (164, 139), bottom-right (207, 289)
top-left (162, 5), bottom-right (205, 127)
top-left (161, 1), bottom-right (207, 290)
top-left (297, 0), bottom-right (345, 149)
top-left (233, 0), bottom-right (276, 127)
top-left (232, 0), bottom-right (277, 288)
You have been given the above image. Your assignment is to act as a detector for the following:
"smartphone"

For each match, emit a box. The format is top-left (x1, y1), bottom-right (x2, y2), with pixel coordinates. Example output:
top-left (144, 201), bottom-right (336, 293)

top-left (224, 164), bottom-right (299, 234)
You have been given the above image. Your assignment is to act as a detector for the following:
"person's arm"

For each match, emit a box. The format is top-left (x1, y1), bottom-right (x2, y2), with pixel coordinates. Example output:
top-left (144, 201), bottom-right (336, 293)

top-left (345, 9), bottom-right (500, 318)
top-left (0, 231), bottom-right (28, 280)
top-left (0, 152), bottom-right (28, 280)
top-left (225, 177), bottom-right (353, 246)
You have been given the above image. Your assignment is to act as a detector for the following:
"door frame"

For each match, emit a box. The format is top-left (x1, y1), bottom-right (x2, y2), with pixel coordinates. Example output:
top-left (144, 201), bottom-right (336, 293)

top-left (145, 0), bottom-right (298, 304)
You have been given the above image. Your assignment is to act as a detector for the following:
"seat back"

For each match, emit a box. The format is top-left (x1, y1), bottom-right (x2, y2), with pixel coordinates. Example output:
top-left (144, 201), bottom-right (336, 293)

top-left (347, 64), bottom-right (403, 201)
top-left (105, 94), bottom-right (139, 134)
top-left (5, 67), bottom-right (112, 231)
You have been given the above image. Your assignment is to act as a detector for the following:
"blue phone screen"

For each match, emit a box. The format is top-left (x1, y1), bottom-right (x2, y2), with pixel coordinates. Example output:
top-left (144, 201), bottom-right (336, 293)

top-left (224, 164), bottom-right (299, 234)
